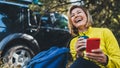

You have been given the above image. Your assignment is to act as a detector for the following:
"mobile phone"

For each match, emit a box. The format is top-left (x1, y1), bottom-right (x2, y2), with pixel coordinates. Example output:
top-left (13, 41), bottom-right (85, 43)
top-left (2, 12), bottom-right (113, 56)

top-left (86, 38), bottom-right (100, 53)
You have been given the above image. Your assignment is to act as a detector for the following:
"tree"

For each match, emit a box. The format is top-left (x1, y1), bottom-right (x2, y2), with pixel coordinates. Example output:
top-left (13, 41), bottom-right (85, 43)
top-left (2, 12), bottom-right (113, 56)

top-left (82, 0), bottom-right (120, 45)
top-left (33, 0), bottom-right (120, 45)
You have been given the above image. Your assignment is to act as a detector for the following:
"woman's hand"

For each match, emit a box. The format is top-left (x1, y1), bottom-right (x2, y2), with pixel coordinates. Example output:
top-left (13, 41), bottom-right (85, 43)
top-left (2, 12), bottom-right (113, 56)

top-left (86, 49), bottom-right (108, 65)
top-left (75, 38), bottom-right (86, 57)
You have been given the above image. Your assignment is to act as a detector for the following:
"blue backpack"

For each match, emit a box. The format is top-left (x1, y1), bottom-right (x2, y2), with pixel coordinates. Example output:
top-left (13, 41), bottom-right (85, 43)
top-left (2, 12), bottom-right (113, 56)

top-left (27, 46), bottom-right (69, 68)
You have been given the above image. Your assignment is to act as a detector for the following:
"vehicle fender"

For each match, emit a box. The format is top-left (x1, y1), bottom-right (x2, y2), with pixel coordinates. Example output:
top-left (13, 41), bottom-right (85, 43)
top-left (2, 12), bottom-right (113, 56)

top-left (0, 33), bottom-right (40, 51)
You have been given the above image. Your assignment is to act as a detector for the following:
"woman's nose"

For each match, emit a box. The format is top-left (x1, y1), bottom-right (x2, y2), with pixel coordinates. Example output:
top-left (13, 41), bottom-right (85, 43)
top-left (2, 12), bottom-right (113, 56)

top-left (74, 13), bottom-right (79, 17)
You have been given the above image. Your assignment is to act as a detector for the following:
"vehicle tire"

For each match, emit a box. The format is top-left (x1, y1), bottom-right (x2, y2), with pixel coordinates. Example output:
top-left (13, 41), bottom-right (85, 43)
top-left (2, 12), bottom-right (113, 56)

top-left (3, 42), bottom-right (35, 68)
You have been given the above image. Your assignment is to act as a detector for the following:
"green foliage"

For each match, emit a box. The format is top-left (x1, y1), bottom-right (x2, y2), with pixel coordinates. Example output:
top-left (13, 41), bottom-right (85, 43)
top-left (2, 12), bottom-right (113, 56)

top-left (83, 0), bottom-right (120, 45)
top-left (39, 0), bottom-right (70, 14)
top-left (33, 0), bottom-right (120, 45)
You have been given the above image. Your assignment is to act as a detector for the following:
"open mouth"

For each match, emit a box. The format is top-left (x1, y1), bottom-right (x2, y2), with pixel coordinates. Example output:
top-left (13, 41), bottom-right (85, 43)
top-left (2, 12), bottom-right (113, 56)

top-left (75, 17), bottom-right (83, 23)
top-left (76, 19), bottom-right (82, 23)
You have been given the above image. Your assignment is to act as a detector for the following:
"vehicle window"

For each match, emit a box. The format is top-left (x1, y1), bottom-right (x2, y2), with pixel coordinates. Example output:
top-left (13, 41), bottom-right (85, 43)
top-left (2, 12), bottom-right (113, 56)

top-left (0, 3), bottom-right (27, 32)
top-left (40, 13), bottom-right (53, 27)
top-left (54, 13), bottom-right (68, 29)
top-left (0, 13), bottom-right (7, 32)
top-left (0, 2), bottom-right (27, 23)
top-left (29, 11), bottom-right (40, 26)
top-left (40, 13), bottom-right (68, 29)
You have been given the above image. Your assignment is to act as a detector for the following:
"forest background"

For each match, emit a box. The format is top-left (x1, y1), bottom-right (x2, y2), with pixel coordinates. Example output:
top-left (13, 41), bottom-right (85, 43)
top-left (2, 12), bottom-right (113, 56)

top-left (0, 0), bottom-right (120, 68)
top-left (10, 0), bottom-right (120, 45)
top-left (37, 0), bottom-right (120, 45)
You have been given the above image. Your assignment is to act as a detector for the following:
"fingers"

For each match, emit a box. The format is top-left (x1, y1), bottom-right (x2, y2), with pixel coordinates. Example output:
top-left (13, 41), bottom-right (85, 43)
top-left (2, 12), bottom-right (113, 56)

top-left (75, 38), bottom-right (86, 48)
top-left (75, 38), bottom-right (87, 57)
top-left (86, 52), bottom-right (104, 59)
top-left (86, 51), bottom-right (107, 64)
top-left (91, 49), bottom-right (102, 53)
top-left (75, 39), bottom-right (86, 51)
top-left (76, 46), bottom-right (86, 52)
top-left (86, 53), bottom-right (103, 62)
top-left (86, 49), bottom-right (104, 59)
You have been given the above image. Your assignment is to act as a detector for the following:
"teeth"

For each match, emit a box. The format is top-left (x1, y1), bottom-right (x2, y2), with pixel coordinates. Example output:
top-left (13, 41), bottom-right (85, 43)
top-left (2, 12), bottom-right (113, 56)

top-left (76, 20), bottom-right (81, 23)
top-left (75, 19), bottom-right (82, 23)
top-left (75, 17), bottom-right (82, 23)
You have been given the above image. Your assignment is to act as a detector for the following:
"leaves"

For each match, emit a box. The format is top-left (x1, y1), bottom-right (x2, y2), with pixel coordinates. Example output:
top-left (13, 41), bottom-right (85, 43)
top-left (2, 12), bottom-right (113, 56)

top-left (37, 0), bottom-right (120, 45)
top-left (82, 0), bottom-right (120, 45)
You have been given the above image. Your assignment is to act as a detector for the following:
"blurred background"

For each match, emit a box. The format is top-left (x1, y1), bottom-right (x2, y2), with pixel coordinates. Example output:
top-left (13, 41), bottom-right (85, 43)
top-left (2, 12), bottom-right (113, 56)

top-left (6, 0), bottom-right (120, 45)
top-left (39, 0), bottom-right (120, 45)
top-left (0, 0), bottom-right (120, 68)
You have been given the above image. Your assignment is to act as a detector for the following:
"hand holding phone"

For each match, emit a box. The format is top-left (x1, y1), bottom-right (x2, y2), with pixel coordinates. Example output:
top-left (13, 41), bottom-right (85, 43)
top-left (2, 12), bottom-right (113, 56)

top-left (86, 38), bottom-right (100, 53)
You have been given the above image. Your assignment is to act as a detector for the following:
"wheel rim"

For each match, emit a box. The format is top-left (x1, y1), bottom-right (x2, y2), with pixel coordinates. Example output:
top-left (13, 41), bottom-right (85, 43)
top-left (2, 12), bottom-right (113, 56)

top-left (8, 49), bottom-right (31, 68)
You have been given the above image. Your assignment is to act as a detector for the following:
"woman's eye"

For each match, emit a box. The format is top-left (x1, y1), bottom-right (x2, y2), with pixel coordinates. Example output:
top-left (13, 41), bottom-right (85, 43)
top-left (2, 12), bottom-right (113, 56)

top-left (77, 11), bottom-right (81, 14)
top-left (70, 14), bottom-right (74, 17)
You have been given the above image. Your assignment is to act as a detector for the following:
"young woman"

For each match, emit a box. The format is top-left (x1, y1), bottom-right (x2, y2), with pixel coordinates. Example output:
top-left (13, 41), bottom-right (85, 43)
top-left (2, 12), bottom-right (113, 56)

top-left (68, 5), bottom-right (120, 68)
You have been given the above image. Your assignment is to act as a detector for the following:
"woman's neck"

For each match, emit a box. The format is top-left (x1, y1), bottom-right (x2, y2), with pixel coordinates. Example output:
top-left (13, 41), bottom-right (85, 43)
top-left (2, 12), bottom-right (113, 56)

top-left (78, 27), bottom-right (88, 32)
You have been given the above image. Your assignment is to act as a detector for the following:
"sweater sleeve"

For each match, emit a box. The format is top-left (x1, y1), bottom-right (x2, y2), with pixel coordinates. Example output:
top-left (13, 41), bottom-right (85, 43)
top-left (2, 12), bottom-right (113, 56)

top-left (103, 28), bottom-right (120, 68)
top-left (70, 37), bottom-right (78, 61)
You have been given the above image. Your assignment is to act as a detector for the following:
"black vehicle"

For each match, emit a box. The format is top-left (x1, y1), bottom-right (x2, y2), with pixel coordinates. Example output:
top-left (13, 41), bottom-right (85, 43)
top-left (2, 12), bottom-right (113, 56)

top-left (0, 0), bottom-right (71, 68)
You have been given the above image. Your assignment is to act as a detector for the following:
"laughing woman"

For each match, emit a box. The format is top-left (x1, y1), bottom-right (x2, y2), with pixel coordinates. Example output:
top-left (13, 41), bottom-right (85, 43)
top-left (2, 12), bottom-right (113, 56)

top-left (68, 5), bottom-right (120, 68)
